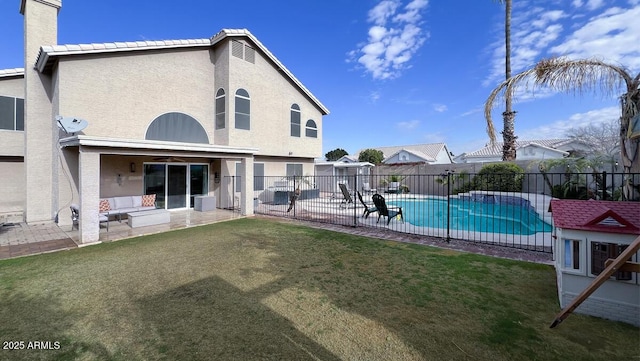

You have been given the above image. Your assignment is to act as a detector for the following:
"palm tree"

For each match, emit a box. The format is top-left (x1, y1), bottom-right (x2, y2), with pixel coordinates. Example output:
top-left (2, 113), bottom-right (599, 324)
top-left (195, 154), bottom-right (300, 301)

top-left (485, 57), bottom-right (640, 200)
top-left (490, 0), bottom-right (517, 161)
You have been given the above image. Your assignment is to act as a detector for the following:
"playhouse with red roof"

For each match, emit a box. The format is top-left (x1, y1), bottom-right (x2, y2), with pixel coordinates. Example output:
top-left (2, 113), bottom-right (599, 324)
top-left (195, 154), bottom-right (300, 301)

top-left (550, 199), bottom-right (639, 326)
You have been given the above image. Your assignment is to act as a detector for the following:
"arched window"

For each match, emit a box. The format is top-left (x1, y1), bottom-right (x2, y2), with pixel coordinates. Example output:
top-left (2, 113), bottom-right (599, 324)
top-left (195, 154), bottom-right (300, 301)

top-left (290, 104), bottom-right (300, 137)
top-left (145, 112), bottom-right (209, 143)
top-left (215, 88), bottom-right (225, 130)
top-left (305, 119), bottom-right (317, 138)
top-left (235, 89), bottom-right (250, 130)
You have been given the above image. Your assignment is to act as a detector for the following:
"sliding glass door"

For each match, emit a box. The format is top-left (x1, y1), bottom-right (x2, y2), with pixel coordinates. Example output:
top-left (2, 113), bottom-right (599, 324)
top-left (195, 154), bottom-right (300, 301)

top-left (144, 163), bottom-right (209, 210)
top-left (189, 164), bottom-right (208, 208)
top-left (167, 164), bottom-right (188, 209)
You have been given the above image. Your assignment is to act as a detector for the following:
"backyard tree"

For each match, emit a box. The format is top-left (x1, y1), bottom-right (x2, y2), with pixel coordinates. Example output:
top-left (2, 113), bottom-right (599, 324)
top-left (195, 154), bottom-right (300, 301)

top-left (485, 57), bottom-right (640, 200)
top-left (489, 0), bottom-right (517, 161)
top-left (566, 118), bottom-right (620, 167)
top-left (325, 148), bottom-right (348, 161)
top-left (473, 163), bottom-right (524, 192)
top-left (358, 149), bottom-right (384, 164)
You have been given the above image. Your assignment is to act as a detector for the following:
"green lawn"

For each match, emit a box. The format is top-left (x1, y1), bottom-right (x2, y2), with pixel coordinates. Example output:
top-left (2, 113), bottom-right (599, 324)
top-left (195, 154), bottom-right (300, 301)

top-left (0, 218), bottom-right (637, 361)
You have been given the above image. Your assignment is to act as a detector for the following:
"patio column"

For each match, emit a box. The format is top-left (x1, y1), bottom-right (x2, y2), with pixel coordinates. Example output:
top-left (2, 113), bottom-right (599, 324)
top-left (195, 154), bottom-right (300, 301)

top-left (240, 157), bottom-right (254, 216)
top-left (78, 148), bottom-right (100, 244)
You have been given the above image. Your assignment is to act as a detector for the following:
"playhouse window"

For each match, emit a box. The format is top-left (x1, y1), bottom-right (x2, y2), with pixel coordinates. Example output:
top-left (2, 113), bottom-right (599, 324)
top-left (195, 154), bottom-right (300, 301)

top-left (591, 242), bottom-right (632, 281)
top-left (563, 239), bottom-right (580, 270)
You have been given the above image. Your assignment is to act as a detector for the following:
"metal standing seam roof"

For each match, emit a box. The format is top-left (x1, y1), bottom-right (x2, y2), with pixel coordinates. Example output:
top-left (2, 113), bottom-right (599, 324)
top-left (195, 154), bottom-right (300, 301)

top-left (464, 139), bottom-right (573, 158)
top-left (550, 199), bottom-right (640, 235)
top-left (31, 28), bottom-right (329, 115)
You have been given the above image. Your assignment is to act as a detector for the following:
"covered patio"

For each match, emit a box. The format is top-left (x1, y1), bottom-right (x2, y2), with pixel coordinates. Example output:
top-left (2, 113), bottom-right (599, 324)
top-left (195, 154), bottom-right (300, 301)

top-left (59, 135), bottom-right (258, 244)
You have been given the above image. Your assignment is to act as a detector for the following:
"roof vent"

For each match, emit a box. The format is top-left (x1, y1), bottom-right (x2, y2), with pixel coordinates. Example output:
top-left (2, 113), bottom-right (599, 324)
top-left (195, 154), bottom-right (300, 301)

top-left (597, 216), bottom-right (625, 227)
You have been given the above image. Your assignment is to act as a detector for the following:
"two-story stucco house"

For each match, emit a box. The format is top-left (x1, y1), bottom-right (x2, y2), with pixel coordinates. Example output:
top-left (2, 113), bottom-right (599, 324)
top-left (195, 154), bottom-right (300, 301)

top-left (0, 0), bottom-right (329, 244)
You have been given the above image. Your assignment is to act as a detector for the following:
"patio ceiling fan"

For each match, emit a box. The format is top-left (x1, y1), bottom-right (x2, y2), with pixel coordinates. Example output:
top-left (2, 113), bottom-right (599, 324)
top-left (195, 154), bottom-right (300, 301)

top-left (152, 156), bottom-right (188, 163)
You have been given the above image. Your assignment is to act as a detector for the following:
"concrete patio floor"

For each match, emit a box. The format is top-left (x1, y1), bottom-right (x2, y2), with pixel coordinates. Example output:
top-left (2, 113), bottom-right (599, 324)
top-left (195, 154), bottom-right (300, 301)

top-left (0, 208), bottom-right (240, 260)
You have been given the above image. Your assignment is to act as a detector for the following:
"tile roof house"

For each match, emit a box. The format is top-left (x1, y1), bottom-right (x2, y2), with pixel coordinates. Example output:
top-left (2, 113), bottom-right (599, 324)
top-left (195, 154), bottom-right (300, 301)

top-left (357, 143), bottom-right (454, 165)
top-left (456, 139), bottom-right (591, 163)
top-left (549, 199), bottom-right (640, 326)
top-left (0, 0), bottom-right (328, 244)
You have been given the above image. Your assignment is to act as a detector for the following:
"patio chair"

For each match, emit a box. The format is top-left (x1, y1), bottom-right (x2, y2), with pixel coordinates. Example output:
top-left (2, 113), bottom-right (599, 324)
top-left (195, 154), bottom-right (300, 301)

top-left (356, 191), bottom-right (377, 219)
top-left (371, 194), bottom-right (404, 225)
top-left (70, 204), bottom-right (109, 231)
top-left (338, 182), bottom-right (354, 207)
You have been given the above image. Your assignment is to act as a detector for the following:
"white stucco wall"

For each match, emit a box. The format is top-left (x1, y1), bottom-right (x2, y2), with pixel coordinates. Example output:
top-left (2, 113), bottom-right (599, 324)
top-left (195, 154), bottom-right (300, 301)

top-left (434, 148), bottom-right (453, 164)
top-left (554, 228), bottom-right (639, 326)
top-left (56, 49), bottom-right (216, 141)
top-left (225, 39), bottom-right (323, 159)
top-left (0, 162), bottom-right (24, 214)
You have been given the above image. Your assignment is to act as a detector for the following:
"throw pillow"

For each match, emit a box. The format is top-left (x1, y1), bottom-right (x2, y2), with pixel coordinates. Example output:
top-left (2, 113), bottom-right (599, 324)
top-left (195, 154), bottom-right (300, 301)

top-left (142, 194), bottom-right (156, 207)
top-left (99, 199), bottom-right (111, 212)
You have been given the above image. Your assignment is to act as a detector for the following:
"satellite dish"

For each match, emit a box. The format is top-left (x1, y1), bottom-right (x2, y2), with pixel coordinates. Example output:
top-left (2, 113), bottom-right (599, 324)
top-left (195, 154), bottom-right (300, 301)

top-left (56, 115), bottom-right (88, 134)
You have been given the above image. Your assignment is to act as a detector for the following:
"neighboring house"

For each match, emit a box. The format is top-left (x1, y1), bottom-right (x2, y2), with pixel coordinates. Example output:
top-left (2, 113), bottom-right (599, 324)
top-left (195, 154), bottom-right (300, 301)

top-left (550, 199), bottom-right (639, 327)
top-left (357, 143), bottom-right (454, 165)
top-left (314, 156), bottom-right (374, 194)
top-left (457, 139), bottom-right (592, 163)
top-left (0, 0), bottom-right (328, 244)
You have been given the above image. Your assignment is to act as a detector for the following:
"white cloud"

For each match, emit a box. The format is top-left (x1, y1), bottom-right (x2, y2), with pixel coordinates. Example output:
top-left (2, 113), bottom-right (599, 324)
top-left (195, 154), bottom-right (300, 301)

top-left (397, 119), bottom-right (420, 130)
top-left (459, 107), bottom-right (482, 118)
top-left (484, 4), bottom-right (566, 87)
top-left (484, 1), bottom-right (640, 90)
top-left (586, 0), bottom-right (605, 10)
top-left (421, 131), bottom-right (446, 144)
top-left (550, 6), bottom-right (640, 71)
top-left (369, 90), bottom-right (382, 103)
top-left (349, 0), bottom-right (429, 80)
top-left (518, 106), bottom-right (620, 139)
top-left (433, 104), bottom-right (447, 112)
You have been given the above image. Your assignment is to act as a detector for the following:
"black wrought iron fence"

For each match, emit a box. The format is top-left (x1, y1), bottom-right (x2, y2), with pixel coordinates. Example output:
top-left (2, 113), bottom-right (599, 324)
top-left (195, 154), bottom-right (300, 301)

top-left (245, 172), bottom-right (639, 254)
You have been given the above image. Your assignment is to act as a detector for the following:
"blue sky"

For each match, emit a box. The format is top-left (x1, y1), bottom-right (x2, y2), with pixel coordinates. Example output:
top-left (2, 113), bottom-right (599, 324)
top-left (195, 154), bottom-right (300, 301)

top-left (1, 0), bottom-right (638, 158)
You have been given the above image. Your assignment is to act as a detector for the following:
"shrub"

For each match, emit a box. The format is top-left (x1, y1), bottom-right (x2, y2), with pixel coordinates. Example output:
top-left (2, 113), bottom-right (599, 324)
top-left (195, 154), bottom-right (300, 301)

top-left (473, 163), bottom-right (524, 192)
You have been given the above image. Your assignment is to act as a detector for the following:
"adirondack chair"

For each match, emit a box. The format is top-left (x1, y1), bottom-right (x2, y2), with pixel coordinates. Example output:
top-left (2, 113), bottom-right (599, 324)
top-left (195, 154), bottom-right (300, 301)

top-left (371, 194), bottom-right (404, 225)
top-left (357, 191), bottom-right (377, 219)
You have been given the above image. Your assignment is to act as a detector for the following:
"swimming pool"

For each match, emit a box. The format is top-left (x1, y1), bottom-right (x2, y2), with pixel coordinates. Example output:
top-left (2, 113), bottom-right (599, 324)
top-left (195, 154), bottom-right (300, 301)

top-left (390, 196), bottom-right (552, 235)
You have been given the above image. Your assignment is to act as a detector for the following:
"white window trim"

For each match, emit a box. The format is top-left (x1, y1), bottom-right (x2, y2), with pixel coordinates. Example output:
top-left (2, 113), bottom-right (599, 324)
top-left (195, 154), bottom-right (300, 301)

top-left (561, 238), bottom-right (585, 276)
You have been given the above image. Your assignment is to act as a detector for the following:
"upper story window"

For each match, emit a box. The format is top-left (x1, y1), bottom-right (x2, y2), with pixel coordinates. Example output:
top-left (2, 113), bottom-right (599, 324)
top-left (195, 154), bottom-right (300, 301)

top-left (290, 104), bottom-right (300, 137)
top-left (0, 95), bottom-right (24, 131)
top-left (305, 119), bottom-right (317, 138)
top-left (145, 112), bottom-right (209, 143)
top-left (235, 89), bottom-right (251, 130)
top-left (215, 88), bottom-right (226, 130)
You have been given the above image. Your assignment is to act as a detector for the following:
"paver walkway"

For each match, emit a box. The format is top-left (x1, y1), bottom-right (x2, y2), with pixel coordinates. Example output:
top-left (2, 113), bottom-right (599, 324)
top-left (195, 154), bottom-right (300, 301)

top-left (0, 222), bottom-right (77, 260)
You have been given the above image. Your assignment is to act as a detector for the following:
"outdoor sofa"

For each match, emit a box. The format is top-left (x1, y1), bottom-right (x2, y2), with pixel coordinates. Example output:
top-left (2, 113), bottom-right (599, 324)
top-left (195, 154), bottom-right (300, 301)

top-left (99, 194), bottom-right (157, 221)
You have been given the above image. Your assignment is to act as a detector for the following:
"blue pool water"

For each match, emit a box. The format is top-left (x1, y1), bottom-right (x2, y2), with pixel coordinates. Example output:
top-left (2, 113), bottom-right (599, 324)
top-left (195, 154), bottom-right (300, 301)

top-left (390, 196), bottom-right (552, 235)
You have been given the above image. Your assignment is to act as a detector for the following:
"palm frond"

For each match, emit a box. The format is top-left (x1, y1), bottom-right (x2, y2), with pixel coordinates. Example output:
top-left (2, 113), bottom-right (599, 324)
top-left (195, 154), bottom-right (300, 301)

top-left (534, 57), bottom-right (632, 96)
top-left (483, 69), bottom-right (536, 143)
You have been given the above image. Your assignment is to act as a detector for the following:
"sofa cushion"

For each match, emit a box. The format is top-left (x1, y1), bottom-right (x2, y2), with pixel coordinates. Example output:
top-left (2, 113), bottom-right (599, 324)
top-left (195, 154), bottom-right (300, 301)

top-left (132, 196), bottom-right (143, 208)
top-left (99, 199), bottom-right (111, 212)
top-left (142, 194), bottom-right (156, 207)
top-left (107, 197), bottom-right (117, 210)
top-left (117, 207), bottom-right (140, 215)
top-left (114, 196), bottom-right (134, 209)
